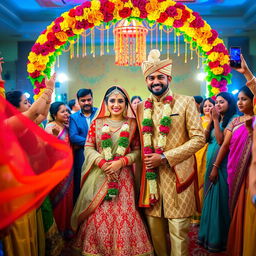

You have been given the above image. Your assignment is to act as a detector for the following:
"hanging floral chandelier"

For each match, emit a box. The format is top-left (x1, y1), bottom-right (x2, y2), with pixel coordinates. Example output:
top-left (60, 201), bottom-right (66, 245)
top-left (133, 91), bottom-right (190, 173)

top-left (113, 20), bottom-right (148, 66)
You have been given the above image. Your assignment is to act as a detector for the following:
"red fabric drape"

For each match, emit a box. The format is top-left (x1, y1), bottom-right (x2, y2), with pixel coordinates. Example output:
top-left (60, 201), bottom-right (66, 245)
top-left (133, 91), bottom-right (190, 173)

top-left (0, 96), bottom-right (73, 229)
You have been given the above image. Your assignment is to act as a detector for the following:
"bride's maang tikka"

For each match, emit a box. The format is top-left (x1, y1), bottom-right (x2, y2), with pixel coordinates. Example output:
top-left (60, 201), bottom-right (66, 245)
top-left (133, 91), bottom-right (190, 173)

top-left (105, 86), bottom-right (126, 99)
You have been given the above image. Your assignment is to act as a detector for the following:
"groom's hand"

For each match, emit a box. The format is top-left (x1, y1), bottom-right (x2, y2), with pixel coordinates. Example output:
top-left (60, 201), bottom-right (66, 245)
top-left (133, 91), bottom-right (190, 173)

top-left (144, 153), bottom-right (162, 169)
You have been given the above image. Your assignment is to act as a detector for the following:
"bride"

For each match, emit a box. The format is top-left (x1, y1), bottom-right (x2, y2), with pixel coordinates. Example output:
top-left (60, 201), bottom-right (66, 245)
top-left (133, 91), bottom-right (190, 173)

top-left (71, 86), bottom-right (153, 256)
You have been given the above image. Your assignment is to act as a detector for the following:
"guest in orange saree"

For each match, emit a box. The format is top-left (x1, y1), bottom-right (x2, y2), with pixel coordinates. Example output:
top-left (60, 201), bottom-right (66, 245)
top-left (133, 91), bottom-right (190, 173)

top-left (71, 86), bottom-right (153, 256)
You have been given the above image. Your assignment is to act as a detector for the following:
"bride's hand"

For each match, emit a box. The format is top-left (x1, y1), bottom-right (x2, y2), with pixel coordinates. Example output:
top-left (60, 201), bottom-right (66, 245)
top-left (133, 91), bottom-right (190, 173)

top-left (105, 160), bottom-right (122, 175)
top-left (101, 162), bottom-right (111, 172)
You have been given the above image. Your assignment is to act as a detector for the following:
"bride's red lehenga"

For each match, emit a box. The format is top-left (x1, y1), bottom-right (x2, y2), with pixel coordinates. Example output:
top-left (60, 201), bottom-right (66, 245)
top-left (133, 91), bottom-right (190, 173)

top-left (71, 87), bottom-right (153, 256)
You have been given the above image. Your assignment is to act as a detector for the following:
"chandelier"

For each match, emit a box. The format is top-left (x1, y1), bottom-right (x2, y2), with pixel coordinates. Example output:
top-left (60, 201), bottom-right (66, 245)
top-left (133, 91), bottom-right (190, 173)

top-left (113, 20), bottom-right (148, 66)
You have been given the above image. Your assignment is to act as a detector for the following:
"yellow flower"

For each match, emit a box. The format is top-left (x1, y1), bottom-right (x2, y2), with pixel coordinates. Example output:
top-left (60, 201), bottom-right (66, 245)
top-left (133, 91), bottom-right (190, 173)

top-left (201, 23), bottom-right (211, 32)
top-left (115, 0), bottom-right (124, 10)
top-left (88, 10), bottom-right (104, 24)
top-left (60, 20), bottom-right (70, 31)
top-left (145, 2), bottom-right (158, 13)
top-left (91, 0), bottom-right (100, 11)
top-left (124, 1), bottom-right (133, 8)
top-left (148, 10), bottom-right (160, 21)
top-left (28, 52), bottom-right (39, 63)
top-left (163, 17), bottom-right (174, 27)
top-left (202, 44), bottom-right (213, 52)
top-left (131, 7), bottom-right (140, 17)
top-left (113, 9), bottom-right (121, 20)
top-left (36, 34), bottom-right (47, 44)
top-left (55, 32), bottom-right (68, 42)
top-left (211, 87), bottom-right (220, 95)
top-left (159, 1), bottom-right (168, 12)
top-left (37, 55), bottom-right (49, 65)
top-left (66, 17), bottom-right (76, 29)
top-left (174, 8), bottom-right (182, 20)
top-left (208, 52), bottom-right (219, 62)
top-left (220, 55), bottom-right (229, 65)
top-left (72, 28), bottom-right (84, 35)
top-left (212, 38), bottom-right (224, 46)
top-left (27, 63), bottom-right (36, 73)
top-left (187, 13), bottom-right (196, 23)
top-left (212, 67), bottom-right (224, 75)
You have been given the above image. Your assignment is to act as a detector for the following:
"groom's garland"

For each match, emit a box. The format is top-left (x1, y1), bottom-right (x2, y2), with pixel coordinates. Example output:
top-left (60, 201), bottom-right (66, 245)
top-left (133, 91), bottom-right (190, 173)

top-left (142, 96), bottom-right (173, 205)
top-left (101, 122), bottom-right (130, 200)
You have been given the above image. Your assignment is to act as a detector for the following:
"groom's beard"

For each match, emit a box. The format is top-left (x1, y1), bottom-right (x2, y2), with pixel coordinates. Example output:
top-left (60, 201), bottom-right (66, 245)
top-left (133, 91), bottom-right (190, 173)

top-left (148, 83), bottom-right (168, 96)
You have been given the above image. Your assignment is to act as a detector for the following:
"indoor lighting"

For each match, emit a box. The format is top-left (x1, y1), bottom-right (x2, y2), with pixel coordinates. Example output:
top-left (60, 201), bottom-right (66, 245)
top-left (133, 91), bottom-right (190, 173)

top-left (197, 72), bottom-right (207, 81)
top-left (232, 89), bottom-right (239, 95)
top-left (57, 73), bottom-right (68, 83)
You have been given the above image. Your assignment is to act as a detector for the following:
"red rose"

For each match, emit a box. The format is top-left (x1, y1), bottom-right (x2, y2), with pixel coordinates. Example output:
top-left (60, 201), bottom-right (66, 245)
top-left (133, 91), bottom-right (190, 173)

top-left (35, 80), bottom-right (46, 89)
top-left (104, 1), bottom-right (115, 13)
top-left (155, 148), bottom-right (163, 154)
top-left (157, 12), bottom-right (168, 23)
top-left (120, 131), bottom-right (129, 138)
top-left (66, 29), bottom-right (75, 37)
top-left (150, 198), bottom-right (158, 205)
top-left (101, 133), bottom-right (111, 140)
top-left (173, 19), bottom-right (184, 28)
top-left (47, 32), bottom-right (56, 42)
top-left (159, 125), bottom-right (170, 134)
top-left (142, 126), bottom-right (153, 133)
top-left (55, 17), bottom-right (64, 23)
top-left (209, 61), bottom-right (220, 69)
top-left (103, 12), bottom-right (114, 22)
top-left (40, 45), bottom-right (50, 56)
top-left (30, 71), bottom-right (41, 79)
top-left (164, 96), bottom-right (173, 102)
top-left (139, 10), bottom-right (148, 19)
top-left (144, 147), bottom-right (153, 154)
top-left (119, 7), bottom-right (132, 18)
top-left (108, 181), bottom-right (118, 189)
top-left (144, 100), bottom-right (153, 109)
top-left (69, 9), bottom-right (76, 17)
top-left (190, 17), bottom-right (204, 28)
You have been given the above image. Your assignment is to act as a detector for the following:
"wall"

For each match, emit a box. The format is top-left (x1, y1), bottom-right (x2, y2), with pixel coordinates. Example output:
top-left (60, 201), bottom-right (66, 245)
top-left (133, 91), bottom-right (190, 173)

top-left (67, 46), bottom-right (202, 107)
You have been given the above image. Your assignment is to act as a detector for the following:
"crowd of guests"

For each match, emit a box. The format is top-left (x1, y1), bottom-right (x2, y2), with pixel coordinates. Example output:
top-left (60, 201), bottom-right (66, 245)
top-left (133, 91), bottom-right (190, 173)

top-left (0, 50), bottom-right (256, 256)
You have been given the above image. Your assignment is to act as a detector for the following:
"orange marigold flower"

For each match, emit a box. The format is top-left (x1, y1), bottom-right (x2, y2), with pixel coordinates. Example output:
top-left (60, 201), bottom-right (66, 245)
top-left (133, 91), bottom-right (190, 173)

top-left (55, 32), bottom-right (68, 42)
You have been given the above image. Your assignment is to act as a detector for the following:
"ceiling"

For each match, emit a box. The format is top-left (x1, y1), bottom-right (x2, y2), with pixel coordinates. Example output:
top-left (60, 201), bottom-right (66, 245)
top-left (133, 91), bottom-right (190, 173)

top-left (0, 0), bottom-right (255, 42)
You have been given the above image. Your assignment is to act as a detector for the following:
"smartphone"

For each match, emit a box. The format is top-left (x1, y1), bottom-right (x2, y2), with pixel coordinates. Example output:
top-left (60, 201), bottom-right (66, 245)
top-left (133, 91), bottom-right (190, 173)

top-left (230, 47), bottom-right (241, 68)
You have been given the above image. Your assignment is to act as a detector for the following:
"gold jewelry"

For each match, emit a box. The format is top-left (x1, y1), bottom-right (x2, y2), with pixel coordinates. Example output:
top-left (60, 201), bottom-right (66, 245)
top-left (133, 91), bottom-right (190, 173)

top-left (41, 95), bottom-right (51, 104)
top-left (45, 87), bottom-right (53, 92)
top-left (106, 87), bottom-right (126, 99)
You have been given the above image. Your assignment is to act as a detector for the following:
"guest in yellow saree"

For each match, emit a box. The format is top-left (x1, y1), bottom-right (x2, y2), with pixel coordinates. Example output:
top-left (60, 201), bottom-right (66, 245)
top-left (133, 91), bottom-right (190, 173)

top-left (71, 86), bottom-right (153, 256)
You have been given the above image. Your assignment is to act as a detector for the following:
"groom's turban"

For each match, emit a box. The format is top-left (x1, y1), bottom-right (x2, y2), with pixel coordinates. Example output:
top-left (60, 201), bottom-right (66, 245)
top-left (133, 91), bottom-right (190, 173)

top-left (141, 49), bottom-right (172, 78)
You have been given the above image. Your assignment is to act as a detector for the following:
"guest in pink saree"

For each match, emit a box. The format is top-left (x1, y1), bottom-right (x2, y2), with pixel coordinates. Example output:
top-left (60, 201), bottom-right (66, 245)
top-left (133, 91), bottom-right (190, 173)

top-left (71, 86), bottom-right (153, 256)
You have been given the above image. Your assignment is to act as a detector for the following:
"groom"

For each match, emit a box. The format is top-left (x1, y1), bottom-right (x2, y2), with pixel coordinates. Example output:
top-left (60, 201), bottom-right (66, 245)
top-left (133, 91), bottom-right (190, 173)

top-left (136, 49), bottom-right (205, 256)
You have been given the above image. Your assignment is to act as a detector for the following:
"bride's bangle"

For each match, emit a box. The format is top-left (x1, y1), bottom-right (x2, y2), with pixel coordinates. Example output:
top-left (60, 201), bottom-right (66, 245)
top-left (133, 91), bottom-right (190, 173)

top-left (213, 163), bottom-right (219, 168)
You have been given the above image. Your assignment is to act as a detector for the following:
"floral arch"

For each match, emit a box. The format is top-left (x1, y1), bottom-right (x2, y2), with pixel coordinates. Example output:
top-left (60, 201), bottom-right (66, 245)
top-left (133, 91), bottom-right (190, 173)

top-left (27, 0), bottom-right (232, 100)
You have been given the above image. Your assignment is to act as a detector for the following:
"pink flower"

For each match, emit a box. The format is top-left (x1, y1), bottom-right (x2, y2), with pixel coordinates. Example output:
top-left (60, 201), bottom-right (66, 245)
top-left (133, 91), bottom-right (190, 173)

top-left (174, 2), bottom-right (185, 10)
top-left (75, 6), bottom-right (84, 16)
top-left (219, 86), bottom-right (227, 92)
top-left (144, 147), bottom-right (153, 154)
top-left (33, 88), bottom-right (40, 94)
top-left (222, 64), bottom-right (231, 76)
top-left (145, 100), bottom-right (153, 109)
top-left (159, 125), bottom-right (170, 134)
top-left (166, 6), bottom-right (178, 17)
top-left (142, 126), bottom-right (153, 133)
top-left (190, 17), bottom-right (204, 28)
top-left (66, 29), bottom-right (75, 37)
top-left (81, 1), bottom-right (91, 8)
top-left (35, 80), bottom-right (46, 89)
top-left (219, 79), bottom-right (228, 87)
top-left (54, 17), bottom-right (64, 24)
top-left (210, 78), bottom-right (219, 87)
top-left (52, 24), bottom-right (61, 33)
top-left (101, 133), bottom-right (111, 140)
top-left (173, 20), bottom-right (184, 28)
top-left (213, 43), bottom-right (226, 53)
top-left (155, 148), bottom-right (163, 154)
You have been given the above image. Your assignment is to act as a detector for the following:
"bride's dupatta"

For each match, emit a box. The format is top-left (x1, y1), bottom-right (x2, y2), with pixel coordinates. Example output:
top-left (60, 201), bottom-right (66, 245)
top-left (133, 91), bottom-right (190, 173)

top-left (71, 86), bottom-right (138, 231)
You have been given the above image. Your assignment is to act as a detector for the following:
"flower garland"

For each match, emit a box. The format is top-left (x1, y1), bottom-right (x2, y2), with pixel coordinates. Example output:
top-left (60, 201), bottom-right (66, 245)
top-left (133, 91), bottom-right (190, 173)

top-left (142, 95), bottom-right (173, 205)
top-left (27, 0), bottom-right (231, 100)
top-left (101, 122), bottom-right (130, 200)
